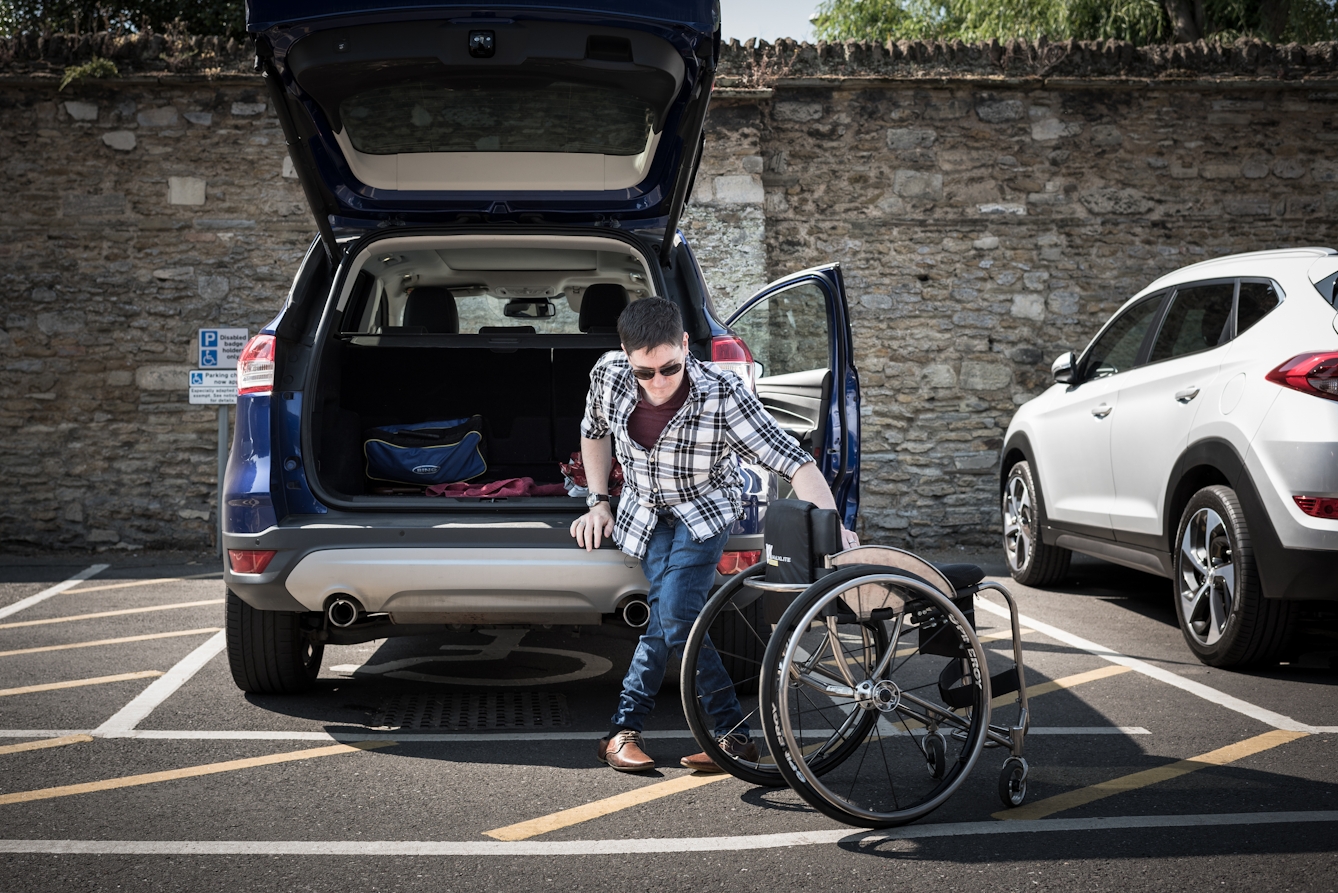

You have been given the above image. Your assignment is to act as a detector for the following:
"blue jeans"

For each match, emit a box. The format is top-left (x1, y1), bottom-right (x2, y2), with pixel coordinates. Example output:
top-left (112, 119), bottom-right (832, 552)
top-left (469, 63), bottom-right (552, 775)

top-left (609, 516), bottom-right (750, 739)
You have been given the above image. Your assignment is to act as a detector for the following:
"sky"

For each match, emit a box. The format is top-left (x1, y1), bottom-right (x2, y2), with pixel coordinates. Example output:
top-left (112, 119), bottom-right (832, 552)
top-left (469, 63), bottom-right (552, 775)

top-left (720, 0), bottom-right (821, 43)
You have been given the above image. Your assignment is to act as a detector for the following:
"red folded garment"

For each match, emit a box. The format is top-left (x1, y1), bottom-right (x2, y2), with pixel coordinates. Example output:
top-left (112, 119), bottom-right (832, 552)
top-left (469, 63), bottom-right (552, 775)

top-left (425, 477), bottom-right (570, 498)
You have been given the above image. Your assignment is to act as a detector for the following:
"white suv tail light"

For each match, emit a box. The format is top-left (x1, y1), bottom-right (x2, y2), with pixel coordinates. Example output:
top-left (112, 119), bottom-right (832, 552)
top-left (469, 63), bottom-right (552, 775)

top-left (711, 334), bottom-right (756, 391)
top-left (1265, 352), bottom-right (1338, 402)
top-left (237, 334), bottom-right (276, 396)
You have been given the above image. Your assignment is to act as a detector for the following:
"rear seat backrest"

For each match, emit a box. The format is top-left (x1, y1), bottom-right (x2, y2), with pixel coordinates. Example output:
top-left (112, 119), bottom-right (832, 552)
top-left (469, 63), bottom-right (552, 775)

top-left (578, 284), bottom-right (629, 334)
top-left (402, 286), bottom-right (459, 333)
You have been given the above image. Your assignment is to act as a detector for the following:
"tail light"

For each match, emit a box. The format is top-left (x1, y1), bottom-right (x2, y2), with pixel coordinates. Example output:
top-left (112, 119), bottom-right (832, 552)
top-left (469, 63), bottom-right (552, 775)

top-left (711, 334), bottom-right (756, 390)
top-left (1265, 352), bottom-right (1338, 401)
top-left (228, 549), bottom-right (276, 574)
top-left (717, 550), bottom-right (761, 575)
top-left (1294, 496), bottom-right (1338, 519)
top-left (237, 334), bottom-right (276, 396)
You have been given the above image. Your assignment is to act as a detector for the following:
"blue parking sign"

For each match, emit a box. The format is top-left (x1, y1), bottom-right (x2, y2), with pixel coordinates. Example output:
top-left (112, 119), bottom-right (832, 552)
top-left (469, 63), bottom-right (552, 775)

top-left (201, 330), bottom-right (219, 348)
top-left (200, 349), bottom-right (219, 367)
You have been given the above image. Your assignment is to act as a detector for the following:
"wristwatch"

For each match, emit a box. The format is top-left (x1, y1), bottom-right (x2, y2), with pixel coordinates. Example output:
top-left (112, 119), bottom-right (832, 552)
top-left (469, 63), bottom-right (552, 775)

top-left (586, 493), bottom-right (610, 508)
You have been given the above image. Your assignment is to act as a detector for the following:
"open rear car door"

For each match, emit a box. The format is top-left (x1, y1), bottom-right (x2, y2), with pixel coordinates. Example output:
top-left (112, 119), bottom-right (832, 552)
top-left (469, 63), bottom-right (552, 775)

top-left (246, 0), bottom-right (720, 259)
top-left (727, 265), bottom-right (860, 526)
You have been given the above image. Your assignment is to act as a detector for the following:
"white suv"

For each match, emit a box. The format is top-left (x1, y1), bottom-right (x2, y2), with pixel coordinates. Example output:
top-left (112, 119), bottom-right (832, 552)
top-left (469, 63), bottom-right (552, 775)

top-left (1001, 247), bottom-right (1338, 667)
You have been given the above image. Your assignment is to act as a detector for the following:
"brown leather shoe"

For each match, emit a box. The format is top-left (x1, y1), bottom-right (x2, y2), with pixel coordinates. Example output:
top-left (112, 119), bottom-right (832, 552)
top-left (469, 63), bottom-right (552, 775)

top-left (596, 730), bottom-right (655, 772)
top-left (680, 735), bottom-right (760, 772)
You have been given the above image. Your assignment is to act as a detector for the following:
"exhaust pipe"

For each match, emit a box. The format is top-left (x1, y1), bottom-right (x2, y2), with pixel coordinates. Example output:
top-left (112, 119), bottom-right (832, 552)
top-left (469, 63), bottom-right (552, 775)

top-left (620, 597), bottom-right (650, 629)
top-left (326, 596), bottom-right (362, 629)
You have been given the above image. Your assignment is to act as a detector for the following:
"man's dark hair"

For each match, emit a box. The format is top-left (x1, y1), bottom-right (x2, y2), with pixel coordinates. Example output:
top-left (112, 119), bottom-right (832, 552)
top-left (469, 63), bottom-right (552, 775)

top-left (617, 298), bottom-right (684, 354)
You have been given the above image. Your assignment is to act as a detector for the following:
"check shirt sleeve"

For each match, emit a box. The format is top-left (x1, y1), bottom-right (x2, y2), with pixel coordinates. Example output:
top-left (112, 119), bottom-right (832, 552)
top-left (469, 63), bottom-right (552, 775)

top-left (720, 376), bottom-right (814, 481)
top-left (580, 357), bottom-right (612, 440)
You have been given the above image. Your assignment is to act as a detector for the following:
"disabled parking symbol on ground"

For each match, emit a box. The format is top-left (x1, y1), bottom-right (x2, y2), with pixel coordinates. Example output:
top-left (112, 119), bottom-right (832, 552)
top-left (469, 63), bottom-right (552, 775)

top-left (330, 629), bottom-right (613, 686)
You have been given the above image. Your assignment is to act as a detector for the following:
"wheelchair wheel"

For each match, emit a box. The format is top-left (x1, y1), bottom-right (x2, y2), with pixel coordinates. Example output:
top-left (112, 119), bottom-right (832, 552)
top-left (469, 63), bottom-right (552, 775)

top-left (681, 564), bottom-right (887, 787)
top-left (760, 565), bottom-right (992, 828)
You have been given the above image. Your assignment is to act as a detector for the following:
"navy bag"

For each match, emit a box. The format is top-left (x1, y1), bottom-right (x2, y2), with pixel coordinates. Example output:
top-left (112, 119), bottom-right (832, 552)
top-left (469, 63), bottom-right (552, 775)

top-left (363, 417), bottom-right (488, 486)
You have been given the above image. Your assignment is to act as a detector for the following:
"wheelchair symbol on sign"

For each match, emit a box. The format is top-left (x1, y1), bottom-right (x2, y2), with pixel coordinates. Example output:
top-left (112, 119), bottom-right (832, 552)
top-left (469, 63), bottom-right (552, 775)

top-left (330, 629), bottom-right (613, 686)
top-left (190, 372), bottom-right (205, 385)
top-left (200, 349), bottom-right (219, 367)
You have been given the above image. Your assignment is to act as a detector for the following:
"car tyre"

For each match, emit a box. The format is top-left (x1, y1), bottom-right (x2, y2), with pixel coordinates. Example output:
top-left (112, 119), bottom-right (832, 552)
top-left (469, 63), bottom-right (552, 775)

top-left (1174, 486), bottom-right (1296, 668)
top-left (225, 589), bottom-right (323, 693)
top-left (1002, 460), bottom-right (1071, 587)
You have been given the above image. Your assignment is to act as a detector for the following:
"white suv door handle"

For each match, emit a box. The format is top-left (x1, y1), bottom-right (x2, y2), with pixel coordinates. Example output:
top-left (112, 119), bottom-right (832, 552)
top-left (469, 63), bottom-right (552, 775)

top-left (1091, 403), bottom-right (1112, 418)
top-left (1175, 387), bottom-right (1201, 403)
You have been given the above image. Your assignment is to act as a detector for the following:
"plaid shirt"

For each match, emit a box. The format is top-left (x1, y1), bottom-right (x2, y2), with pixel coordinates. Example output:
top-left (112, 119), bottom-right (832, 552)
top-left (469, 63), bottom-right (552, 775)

top-left (581, 351), bottom-right (814, 559)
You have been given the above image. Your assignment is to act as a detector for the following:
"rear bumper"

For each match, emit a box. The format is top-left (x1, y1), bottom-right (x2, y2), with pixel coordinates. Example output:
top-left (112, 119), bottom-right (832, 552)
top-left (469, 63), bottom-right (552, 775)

top-left (223, 513), bottom-right (763, 618)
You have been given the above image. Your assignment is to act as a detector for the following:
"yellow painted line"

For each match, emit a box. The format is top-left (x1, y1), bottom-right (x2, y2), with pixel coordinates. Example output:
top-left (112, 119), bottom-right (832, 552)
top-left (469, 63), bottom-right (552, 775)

top-left (0, 628), bottom-right (222, 658)
top-left (994, 664), bottom-right (1131, 709)
top-left (0, 741), bottom-right (396, 807)
top-left (0, 735), bottom-right (93, 756)
top-left (62, 573), bottom-right (223, 595)
top-left (0, 671), bottom-right (163, 698)
top-left (485, 772), bottom-right (731, 841)
top-left (996, 729), bottom-right (1310, 821)
top-left (0, 600), bottom-right (223, 631)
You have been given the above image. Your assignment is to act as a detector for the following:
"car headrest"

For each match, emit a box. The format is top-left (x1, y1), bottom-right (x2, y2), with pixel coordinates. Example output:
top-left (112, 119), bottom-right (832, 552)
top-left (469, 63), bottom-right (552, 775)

top-left (402, 286), bottom-right (458, 334)
top-left (579, 284), bottom-right (629, 334)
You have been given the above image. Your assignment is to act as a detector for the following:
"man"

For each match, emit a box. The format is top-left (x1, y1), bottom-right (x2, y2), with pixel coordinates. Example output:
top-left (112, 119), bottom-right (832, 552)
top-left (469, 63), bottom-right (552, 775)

top-left (572, 297), bottom-right (859, 773)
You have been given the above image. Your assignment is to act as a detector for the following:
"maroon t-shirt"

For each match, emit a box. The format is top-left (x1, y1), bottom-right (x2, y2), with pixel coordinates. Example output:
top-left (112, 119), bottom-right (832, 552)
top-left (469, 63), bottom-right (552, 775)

top-left (627, 375), bottom-right (690, 450)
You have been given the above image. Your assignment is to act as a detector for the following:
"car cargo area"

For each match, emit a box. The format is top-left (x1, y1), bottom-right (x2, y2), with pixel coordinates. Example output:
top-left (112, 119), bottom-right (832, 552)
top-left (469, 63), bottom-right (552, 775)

top-left (310, 338), bottom-right (616, 501)
top-left (302, 234), bottom-right (664, 507)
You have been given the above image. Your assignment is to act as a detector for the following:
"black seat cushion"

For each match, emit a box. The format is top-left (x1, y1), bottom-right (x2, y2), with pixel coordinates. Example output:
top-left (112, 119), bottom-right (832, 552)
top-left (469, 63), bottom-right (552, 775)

top-left (579, 284), bottom-right (629, 333)
top-left (933, 563), bottom-right (985, 591)
top-left (402, 286), bottom-right (459, 334)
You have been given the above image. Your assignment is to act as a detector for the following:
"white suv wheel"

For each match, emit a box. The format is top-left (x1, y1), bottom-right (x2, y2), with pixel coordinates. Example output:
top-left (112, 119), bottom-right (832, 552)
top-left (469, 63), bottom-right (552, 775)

top-left (1001, 461), bottom-right (1070, 587)
top-left (1177, 506), bottom-right (1236, 648)
top-left (1172, 486), bottom-right (1297, 667)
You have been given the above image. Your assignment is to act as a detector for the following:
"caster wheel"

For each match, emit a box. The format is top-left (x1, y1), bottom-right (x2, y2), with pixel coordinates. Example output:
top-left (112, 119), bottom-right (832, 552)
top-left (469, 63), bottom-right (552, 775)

top-left (925, 732), bottom-right (947, 779)
top-left (998, 756), bottom-right (1028, 808)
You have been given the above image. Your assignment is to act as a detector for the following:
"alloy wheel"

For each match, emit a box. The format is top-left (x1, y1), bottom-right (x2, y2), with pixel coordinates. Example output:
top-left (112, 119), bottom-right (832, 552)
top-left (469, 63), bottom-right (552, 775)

top-left (1178, 507), bottom-right (1237, 647)
top-left (1002, 474), bottom-right (1033, 574)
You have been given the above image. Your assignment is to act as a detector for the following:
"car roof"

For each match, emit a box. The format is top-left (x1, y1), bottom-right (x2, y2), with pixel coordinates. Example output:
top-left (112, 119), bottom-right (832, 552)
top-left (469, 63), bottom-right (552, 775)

top-left (1140, 247), bottom-right (1337, 294)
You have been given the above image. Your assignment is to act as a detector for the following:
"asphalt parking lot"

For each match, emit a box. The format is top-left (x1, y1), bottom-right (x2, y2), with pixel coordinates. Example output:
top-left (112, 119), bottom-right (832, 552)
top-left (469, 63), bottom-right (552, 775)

top-left (0, 552), bottom-right (1334, 892)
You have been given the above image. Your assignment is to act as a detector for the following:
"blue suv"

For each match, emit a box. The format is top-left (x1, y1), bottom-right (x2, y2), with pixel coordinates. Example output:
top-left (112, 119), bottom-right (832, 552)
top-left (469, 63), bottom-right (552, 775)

top-left (224, 0), bottom-right (860, 693)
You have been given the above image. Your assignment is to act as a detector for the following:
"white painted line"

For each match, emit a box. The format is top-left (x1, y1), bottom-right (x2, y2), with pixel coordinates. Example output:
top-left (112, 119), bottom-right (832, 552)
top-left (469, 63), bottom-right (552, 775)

top-left (93, 631), bottom-right (226, 737)
top-left (974, 597), bottom-right (1322, 734)
top-left (0, 726), bottom-right (1148, 742)
top-left (0, 565), bottom-right (109, 620)
top-left (0, 812), bottom-right (1332, 856)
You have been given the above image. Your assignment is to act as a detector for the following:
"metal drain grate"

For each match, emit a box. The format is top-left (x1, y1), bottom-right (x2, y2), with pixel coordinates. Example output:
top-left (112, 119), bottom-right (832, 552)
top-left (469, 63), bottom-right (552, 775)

top-left (370, 692), bottom-right (570, 730)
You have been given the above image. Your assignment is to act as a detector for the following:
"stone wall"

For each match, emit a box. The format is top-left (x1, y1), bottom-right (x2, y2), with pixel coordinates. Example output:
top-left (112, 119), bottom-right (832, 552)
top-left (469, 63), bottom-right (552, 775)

top-left (2, 39), bottom-right (1337, 551)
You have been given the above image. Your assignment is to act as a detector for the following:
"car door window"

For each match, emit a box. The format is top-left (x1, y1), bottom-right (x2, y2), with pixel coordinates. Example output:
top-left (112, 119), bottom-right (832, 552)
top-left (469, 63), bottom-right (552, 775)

top-left (1081, 293), bottom-right (1164, 381)
top-left (1148, 282), bottom-right (1235, 364)
top-left (730, 281), bottom-right (831, 379)
top-left (1236, 279), bottom-right (1282, 335)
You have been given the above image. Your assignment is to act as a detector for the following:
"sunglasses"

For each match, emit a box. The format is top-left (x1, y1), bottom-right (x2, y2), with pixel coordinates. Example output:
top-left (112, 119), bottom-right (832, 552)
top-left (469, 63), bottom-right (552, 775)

top-left (630, 361), bottom-right (684, 382)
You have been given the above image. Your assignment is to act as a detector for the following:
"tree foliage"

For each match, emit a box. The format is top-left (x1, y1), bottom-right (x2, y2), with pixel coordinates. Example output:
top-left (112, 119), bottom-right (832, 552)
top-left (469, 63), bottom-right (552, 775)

top-left (0, 2), bottom-right (246, 39)
top-left (811, 0), bottom-right (1338, 45)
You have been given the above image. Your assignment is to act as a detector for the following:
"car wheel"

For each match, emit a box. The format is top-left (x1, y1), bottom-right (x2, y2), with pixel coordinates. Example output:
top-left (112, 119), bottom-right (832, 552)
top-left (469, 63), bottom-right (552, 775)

top-left (225, 589), bottom-right (324, 693)
top-left (1174, 486), bottom-right (1296, 667)
top-left (1002, 460), bottom-right (1071, 586)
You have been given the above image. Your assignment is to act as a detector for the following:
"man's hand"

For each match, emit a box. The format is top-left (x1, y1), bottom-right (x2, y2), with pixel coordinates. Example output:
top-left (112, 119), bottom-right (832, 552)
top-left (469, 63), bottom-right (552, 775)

top-left (571, 501), bottom-right (614, 551)
top-left (790, 460), bottom-right (861, 550)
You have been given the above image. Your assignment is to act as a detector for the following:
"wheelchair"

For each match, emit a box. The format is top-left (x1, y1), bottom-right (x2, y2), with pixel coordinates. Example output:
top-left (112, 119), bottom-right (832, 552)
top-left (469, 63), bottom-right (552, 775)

top-left (680, 500), bottom-right (1031, 828)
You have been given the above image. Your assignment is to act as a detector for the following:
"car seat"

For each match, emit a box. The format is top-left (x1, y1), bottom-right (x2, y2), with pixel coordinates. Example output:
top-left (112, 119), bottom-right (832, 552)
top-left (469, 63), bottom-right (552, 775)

top-left (402, 286), bottom-right (459, 334)
top-left (578, 284), bottom-right (629, 334)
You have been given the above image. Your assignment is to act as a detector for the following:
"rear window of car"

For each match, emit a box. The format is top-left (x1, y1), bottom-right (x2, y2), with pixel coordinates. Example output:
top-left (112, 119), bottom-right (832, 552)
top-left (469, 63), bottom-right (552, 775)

top-left (1236, 279), bottom-right (1282, 335)
top-left (341, 81), bottom-right (656, 156)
